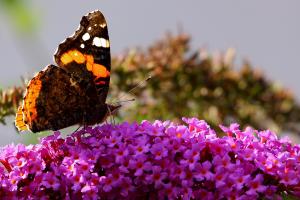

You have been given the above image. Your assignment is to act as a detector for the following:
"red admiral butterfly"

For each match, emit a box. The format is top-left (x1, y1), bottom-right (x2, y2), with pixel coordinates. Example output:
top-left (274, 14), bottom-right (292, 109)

top-left (15, 10), bottom-right (119, 133)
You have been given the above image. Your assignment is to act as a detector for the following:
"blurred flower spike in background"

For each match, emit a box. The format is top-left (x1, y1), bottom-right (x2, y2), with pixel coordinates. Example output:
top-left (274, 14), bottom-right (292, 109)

top-left (0, 118), bottom-right (299, 199)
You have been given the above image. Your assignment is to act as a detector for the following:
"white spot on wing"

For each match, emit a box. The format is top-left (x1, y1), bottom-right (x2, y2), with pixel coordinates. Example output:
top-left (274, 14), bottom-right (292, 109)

top-left (82, 33), bottom-right (90, 41)
top-left (92, 37), bottom-right (110, 48)
top-left (88, 27), bottom-right (92, 31)
top-left (80, 44), bottom-right (85, 48)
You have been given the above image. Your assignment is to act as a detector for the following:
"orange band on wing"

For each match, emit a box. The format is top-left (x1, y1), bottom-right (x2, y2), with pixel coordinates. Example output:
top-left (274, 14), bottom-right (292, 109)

top-left (24, 78), bottom-right (42, 124)
top-left (84, 54), bottom-right (110, 79)
top-left (15, 106), bottom-right (29, 131)
top-left (92, 64), bottom-right (109, 78)
top-left (69, 50), bottom-right (85, 64)
top-left (60, 49), bottom-right (110, 80)
top-left (85, 55), bottom-right (94, 71)
top-left (60, 50), bottom-right (86, 65)
top-left (60, 53), bottom-right (73, 65)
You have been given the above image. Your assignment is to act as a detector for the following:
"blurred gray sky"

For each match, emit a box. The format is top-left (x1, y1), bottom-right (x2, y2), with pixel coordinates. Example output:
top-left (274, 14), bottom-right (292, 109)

top-left (0, 0), bottom-right (299, 145)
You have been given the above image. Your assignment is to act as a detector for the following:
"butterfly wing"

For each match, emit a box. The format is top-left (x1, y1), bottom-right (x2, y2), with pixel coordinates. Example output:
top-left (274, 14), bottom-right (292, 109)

top-left (54, 10), bottom-right (111, 104)
top-left (15, 65), bottom-right (106, 133)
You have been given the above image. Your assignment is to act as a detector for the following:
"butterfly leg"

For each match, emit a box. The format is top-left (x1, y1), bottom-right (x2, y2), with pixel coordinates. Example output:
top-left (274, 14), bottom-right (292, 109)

top-left (107, 104), bottom-right (116, 125)
top-left (111, 115), bottom-right (116, 125)
top-left (83, 111), bottom-right (89, 130)
top-left (104, 106), bottom-right (111, 125)
top-left (73, 125), bottom-right (82, 133)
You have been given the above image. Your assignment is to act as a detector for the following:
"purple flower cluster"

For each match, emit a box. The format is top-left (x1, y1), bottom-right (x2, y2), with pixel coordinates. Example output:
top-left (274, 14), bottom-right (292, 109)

top-left (0, 118), bottom-right (299, 199)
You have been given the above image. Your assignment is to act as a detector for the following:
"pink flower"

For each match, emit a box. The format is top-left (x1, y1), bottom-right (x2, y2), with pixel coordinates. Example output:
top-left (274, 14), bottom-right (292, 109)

top-left (239, 148), bottom-right (255, 161)
top-left (181, 148), bottom-right (200, 170)
top-left (102, 175), bottom-right (113, 192)
top-left (161, 183), bottom-right (180, 199)
top-left (146, 166), bottom-right (168, 188)
top-left (70, 172), bottom-right (85, 191)
top-left (258, 130), bottom-right (278, 143)
top-left (115, 144), bottom-right (129, 163)
top-left (7, 157), bottom-right (27, 169)
top-left (213, 167), bottom-right (228, 188)
top-left (193, 189), bottom-right (214, 200)
top-left (104, 131), bottom-right (122, 147)
top-left (280, 170), bottom-right (299, 186)
top-left (246, 174), bottom-right (267, 195)
top-left (119, 177), bottom-right (134, 197)
top-left (0, 118), bottom-right (298, 199)
top-left (194, 161), bottom-right (213, 181)
top-left (229, 169), bottom-right (250, 190)
top-left (264, 185), bottom-right (278, 199)
top-left (41, 172), bottom-right (60, 190)
top-left (212, 154), bottom-right (234, 169)
top-left (81, 184), bottom-right (98, 200)
top-left (166, 138), bottom-right (186, 154)
top-left (8, 170), bottom-right (25, 191)
top-left (181, 182), bottom-right (194, 200)
top-left (110, 168), bottom-right (123, 186)
top-left (129, 140), bottom-right (150, 156)
top-left (166, 125), bottom-right (189, 139)
top-left (129, 155), bottom-right (152, 176)
top-left (219, 123), bottom-right (240, 137)
top-left (150, 143), bottom-right (168, 160)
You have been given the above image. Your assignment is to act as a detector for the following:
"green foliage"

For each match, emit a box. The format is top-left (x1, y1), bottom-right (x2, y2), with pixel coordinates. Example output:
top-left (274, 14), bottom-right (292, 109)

top-left (110, 34), bottom-right (300, 133)
top-left (0, 86), bottom-right (23, 124)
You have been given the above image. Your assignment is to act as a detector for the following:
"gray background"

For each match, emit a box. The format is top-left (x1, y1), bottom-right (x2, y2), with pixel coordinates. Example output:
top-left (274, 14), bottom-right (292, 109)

top-left (0, 0), bottom-right (299, 145)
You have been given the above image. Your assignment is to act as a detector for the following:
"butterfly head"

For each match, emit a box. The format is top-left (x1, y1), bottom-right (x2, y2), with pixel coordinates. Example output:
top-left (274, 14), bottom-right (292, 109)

top-left (106, 104), bottom-right (121, 116)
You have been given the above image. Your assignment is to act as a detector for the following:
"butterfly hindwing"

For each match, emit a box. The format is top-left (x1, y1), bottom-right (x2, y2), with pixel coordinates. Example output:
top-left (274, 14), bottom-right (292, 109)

top-left (54, 10), bottom-right (111, 104)
top-left (16, 65), bottom-right (95, 132)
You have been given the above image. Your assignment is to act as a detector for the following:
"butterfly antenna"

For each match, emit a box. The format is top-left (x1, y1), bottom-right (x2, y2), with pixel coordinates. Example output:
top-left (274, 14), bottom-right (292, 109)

top-left (112, 75), bottom-right (151, 104)
top-left (107, 105), bottom-right (113, 125)
top-left (114, 98), bottom-right (135, 105)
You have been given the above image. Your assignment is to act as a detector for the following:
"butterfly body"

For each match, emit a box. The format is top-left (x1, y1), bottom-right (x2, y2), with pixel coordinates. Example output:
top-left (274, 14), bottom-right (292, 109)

top-left (15, 10), bottom-right (117, 133)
